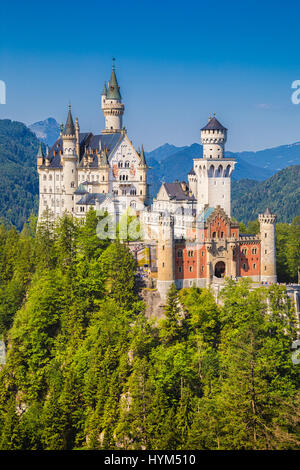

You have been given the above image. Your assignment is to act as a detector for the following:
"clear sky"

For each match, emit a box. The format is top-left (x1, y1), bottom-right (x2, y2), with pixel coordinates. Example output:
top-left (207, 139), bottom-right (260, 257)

top-left (1, 0), bottom-right (300, 152)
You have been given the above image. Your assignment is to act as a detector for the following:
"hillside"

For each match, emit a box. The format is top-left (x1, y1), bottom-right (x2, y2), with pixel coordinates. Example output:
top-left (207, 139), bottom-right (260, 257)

top-left (0, 120), bottom-right (39, 229)
top-left (0, 213), bottom-right (298, 450)
top-left (231, 166), bottom-right (300, 223)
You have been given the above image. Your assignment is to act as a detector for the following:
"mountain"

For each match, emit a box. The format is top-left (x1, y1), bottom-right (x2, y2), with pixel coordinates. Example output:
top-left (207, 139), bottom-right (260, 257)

top-left (146, 143), bottom-right (188, 162)
top-left (28, 117), bottom-right (60, 146)
top-left (0, 119), bottom-right (39, 229)
top-left (231, 166), bottom-right (300, 223)
top-left (235, 142), bottom-right (300, 173)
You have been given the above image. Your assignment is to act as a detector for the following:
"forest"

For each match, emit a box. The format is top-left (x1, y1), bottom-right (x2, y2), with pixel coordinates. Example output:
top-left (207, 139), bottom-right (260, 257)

top-left (0, 208), bottom-right (299, 450)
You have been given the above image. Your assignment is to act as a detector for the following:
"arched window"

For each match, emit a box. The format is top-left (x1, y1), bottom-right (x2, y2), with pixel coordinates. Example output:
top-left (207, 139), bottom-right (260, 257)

top-left (118, 162), bottom-right (123, 168)
top-left (125, 161), bottom-right (130, 168)
top-left (208, 165), bottom-right (214, 177)
top-left (216, 165), bottom-right (223, 177)
top-left (224, 165), bottom-right (231, 177)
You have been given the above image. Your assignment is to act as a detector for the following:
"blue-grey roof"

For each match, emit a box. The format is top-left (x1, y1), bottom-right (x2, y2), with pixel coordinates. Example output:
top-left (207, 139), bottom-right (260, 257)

top-left (76, 193), bottom-right (108, 205)
top-left (201, 117), bottom-right (227, 131)
top-left (164, 182), bottom-right (195, 201)
top-left (64, 105), bottom-right (75, 135)
top-left (39, 132), bottom-right (122, 169)
top-left (74, 184), bottom-right (88, 195)
top-left (196, 207), bottom-right (215, 223)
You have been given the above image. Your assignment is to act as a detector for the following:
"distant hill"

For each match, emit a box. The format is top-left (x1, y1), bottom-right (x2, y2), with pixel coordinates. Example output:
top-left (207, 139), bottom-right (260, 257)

top-left (235, 142), bottom-right (300, 173)
top-left (0, 119), bottom-right (39, 229)
top-left (231, 166), bottom-right (300, 223)
top-left (146, 143), bottom-right (188, 162)
top-left (28, 117), bottom-right (60, 147)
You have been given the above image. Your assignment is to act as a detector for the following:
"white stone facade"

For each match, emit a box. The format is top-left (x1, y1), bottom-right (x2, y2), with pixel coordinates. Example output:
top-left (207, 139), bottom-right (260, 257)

top-left (37, 66), bottom-right (148, 223)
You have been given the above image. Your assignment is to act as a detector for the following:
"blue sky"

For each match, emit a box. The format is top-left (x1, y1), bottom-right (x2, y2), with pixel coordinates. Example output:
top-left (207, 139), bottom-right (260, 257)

top-left (1, 0), bottom-right (300, 152)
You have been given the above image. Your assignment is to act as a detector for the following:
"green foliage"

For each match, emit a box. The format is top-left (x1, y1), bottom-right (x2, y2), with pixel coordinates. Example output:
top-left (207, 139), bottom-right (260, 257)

top-left (276, 217), bottom-right (300, 283)
top-left (0, 213), bottom-right (299, 450)
top-left (232, 166), bottom-right (300, 224)
top-left (0, 119), bottom-right (40, 230)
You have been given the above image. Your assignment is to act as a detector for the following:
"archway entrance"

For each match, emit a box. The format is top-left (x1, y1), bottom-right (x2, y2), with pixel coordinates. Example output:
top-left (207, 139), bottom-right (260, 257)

top-left (214, 261), bottom-right (225, 278)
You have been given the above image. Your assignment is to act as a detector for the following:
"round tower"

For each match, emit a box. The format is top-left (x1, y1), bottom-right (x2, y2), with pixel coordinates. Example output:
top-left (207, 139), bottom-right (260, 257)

top-left (156, 215), bottom-right (175, 302)
top-left (101, 63), bottom-right (124, 133)
top-left (61, 104), bottom-right (78, 214)
top-left (201, 115), bottom-right (227, 159)
top-left (258, 207), bottom-right (277, 284)
top-left (195, 116), bottom-right (235, 217)
top-left (137, 145), bottom-right (148, 205)
top-left (98, 143), bottom-right (110, 193)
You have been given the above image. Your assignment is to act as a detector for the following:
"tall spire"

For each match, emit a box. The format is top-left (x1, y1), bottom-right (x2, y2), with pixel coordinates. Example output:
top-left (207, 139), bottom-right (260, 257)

top-left (107, 61), bottom-right (121, 100)
top-left (37, 141), bottom-right (44, 158)
top-left (102, 81), bottom-right (107, 96)
top-left (140, 144), bottom-right (146, 165)
top-left (64, 103), bottom-right (75, 135)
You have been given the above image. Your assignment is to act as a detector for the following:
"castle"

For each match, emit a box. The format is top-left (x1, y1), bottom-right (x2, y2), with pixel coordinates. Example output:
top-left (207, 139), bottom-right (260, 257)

top-left (37, 64), bottom-right (277, 302)
top-left (37, 64), bottom-right (148, 222)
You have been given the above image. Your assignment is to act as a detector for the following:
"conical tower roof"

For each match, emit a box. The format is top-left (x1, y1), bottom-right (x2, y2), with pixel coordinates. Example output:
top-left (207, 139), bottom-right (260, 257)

top-left (102, 81), bottom-right (107, 96)
top-left (107, 63), bottom-right (121, 100)
top-left (201, 116), bottom-right (227, 131)
top-left (37, 141), bottom-right (44, 157)
top-left (64, 104), bottom-right (75, 135)
top-left (139, 144), bottom-right (146, 165)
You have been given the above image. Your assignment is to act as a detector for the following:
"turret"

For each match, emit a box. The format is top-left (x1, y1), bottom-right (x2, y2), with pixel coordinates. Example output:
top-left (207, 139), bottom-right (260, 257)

top-left (98, 143), bottom-right (110, 193)
top-left (156, 215), bottom-right (175, 302)
top-left (259, 208), bottom-right (277, 283)
top-left (138, 145), bottom-right (148, 204)
top-left (201, 115), bottom-right (227, 160)
top-left (36, 141), bottom-right (44, 168)
top-left (75, 117), bottom-right (80, 159)
top-left (61, 104), bottom-right (78, 213)
top-left (101, 62), bottom-right (124, 133)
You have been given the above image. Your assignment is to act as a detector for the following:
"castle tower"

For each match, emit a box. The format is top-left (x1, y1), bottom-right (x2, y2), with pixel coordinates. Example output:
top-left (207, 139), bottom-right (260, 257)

top-left (156, 215), bottom-right (175, 302)
top-left (61, 104), bottom-right (78, 213)
top-left (259, 207), bottom-right (277, 283)
top-left (194, 116), bottom-right (235, 216)
top-left (101, 63), bottom-right (124, 133)
top-left (98, 143), bottom-right (110, 193)
top-left (75, 117), bottom-right (80, 158)
top-left (137, 145), bottom-right (148, 205)
top-left (36, 141), bottom-right (44, 168)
